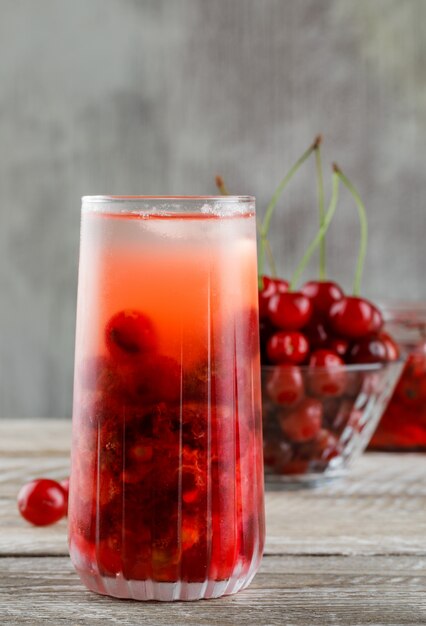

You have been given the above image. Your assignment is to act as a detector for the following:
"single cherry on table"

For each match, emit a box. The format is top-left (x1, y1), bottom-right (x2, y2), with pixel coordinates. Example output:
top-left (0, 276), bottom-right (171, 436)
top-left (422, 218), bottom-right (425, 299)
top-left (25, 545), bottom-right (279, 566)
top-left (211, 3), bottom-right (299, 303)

top-left (17, 478), bottom-right (67, 526)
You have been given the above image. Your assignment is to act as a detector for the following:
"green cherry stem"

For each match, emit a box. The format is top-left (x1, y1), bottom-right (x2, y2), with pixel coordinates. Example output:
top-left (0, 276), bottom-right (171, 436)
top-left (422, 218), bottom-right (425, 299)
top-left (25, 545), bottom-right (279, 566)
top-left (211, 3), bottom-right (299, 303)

top-left (215, 175), bottom-right (229, 195)
top-left (256, 220), bottom-right (277, 277)
top-left (314, 136), bottom-right (326, 279)
top-left (265, 238), bottom-right (277, 277)
top-left (290, 169), bottom-right (340, 291)
top-left (333, 164), bottom-right (367, 297)
top-left (258, 137), bottom-right (319, 286)
top-left (256, 219), bottom-right (277, 276)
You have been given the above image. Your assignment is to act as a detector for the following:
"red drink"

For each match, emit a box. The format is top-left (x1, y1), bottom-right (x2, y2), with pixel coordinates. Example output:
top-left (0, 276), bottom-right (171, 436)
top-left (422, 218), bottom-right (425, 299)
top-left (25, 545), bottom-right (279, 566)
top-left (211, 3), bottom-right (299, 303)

top-left (69, 196), bottom-right (265, 601)
top-left (370, 303), bottom-right (426, 450)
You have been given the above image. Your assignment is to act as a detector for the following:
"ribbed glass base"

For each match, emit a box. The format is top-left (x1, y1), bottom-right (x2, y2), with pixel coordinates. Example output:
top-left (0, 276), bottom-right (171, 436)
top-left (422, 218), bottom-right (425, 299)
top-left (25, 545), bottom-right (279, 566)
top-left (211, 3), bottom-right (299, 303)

top-left (76, 567), bottom-right (258, 601)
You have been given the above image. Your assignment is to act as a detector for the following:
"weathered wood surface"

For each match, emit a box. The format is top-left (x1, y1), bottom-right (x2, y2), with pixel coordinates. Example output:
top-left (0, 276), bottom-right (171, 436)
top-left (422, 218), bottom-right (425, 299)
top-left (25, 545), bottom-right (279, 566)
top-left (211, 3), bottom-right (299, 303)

top-left (0, 420), bottom-right (425, 624)
top-left (1, 556), bottom-right (426, 626)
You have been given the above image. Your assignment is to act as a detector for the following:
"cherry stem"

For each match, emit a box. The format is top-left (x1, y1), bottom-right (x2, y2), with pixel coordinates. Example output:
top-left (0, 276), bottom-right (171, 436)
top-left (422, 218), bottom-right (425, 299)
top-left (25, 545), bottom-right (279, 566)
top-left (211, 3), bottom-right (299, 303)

top-left (258, 136), bottom-right (319, 287)
top-left (215, 175), bottom-right (229, 195)
top-left (256, 219), bottom-right (277, 277)
top-left (265, 239), bottom-right (277, 277)
top-left (314, 137), bottom-right (326, 279)
top-left (290, 170), bottom-right (340, 290)
top-left (333, 164), bottom-right (367, 297)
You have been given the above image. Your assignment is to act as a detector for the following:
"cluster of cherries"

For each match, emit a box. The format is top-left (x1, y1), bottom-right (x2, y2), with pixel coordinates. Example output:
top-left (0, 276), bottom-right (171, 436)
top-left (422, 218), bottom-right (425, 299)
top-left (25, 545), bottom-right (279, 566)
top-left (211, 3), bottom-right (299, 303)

top-left (18, 477), bottom-right (69, 526)
top-left (260, 277), bottom-right (399, 367)
top-left (259, 276), bottom-right (400, 475)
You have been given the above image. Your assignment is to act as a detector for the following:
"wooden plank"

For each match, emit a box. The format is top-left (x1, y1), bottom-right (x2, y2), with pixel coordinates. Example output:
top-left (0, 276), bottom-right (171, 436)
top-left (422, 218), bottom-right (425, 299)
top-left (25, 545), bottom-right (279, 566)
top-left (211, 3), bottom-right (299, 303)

top-left (0, 510), bottom-right (68, 556)
top-left (266, 496), bottom-right (426, 556)
top-left (0, 420), bottom-right (72, 456)
top-left (0, 555), bottom-right (425, 625)
top-left (0, 457), bottom-right (70, 497)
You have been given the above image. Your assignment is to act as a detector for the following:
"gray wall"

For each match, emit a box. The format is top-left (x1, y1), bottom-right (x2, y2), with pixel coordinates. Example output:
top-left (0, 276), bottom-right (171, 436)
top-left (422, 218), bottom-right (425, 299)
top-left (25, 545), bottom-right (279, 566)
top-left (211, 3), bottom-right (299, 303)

top-left (1, 0), bottom-right (425, 417)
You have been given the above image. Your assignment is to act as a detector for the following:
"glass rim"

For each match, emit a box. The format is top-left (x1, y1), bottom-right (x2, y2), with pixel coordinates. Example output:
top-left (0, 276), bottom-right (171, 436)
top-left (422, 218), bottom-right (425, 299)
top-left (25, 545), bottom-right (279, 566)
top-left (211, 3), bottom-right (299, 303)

top-left (81, 195), bottom-right (255, 217)
top-left (82, 195), bottom-right (255, 203)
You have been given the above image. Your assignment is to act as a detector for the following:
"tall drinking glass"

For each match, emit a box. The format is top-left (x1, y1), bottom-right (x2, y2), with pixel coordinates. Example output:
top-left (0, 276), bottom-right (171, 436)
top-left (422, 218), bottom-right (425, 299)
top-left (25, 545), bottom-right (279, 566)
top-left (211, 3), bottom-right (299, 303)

top-left (69, 196), bottom-right (264, 601)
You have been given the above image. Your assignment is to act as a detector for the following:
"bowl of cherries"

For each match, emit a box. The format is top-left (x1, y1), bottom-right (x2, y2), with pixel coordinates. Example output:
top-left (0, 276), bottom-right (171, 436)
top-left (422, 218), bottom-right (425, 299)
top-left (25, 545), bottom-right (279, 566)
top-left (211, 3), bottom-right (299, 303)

top-left (260, 278), bottom-right (403, 486)
top-left (245, 136), bottom-right (404, 486)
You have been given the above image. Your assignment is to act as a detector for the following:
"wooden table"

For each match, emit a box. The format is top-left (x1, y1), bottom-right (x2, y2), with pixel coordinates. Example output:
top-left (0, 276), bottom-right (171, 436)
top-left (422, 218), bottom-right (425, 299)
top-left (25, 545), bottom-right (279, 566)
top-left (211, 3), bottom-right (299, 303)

top-left (1, 419), bottom-right (426, 625)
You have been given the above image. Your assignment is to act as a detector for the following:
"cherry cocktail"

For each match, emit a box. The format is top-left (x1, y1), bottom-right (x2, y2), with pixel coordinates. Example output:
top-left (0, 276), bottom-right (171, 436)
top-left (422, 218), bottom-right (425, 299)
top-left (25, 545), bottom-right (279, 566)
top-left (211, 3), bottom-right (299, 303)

top-left (69, 196), bottom-right (264, 601)
top-left (370, 303), bottom-right (426, 450)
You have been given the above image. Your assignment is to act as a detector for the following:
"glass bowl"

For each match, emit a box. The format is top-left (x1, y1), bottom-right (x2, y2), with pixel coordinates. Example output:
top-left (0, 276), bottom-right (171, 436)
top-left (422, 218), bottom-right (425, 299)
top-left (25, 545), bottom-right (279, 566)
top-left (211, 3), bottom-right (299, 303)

top-left (369, 301), bottom-right (426, 450)
top-left (262, 360), bottom-right (403, 487)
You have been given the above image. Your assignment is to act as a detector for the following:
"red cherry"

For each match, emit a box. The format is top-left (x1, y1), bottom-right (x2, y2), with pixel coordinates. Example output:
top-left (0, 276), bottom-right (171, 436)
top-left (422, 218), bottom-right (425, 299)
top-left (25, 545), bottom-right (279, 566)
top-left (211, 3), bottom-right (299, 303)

top-left (279, 459), bottom-right (309, 475)
top-left (308, 349), bottom-right (347, 397)
top-left (265, 365), bottom-right (304, 406)
top-left (309, 349), bottom-right (343, 369)
top-left (97, 535), bottom-right (123, 576)
top-left (380, 332), bottom-right (400, 361)
top-left (17, 479), bottom-right (67, 526)
top-left (312, 429), bottom-right (340, 461)
top-left (122, 440), bottom-right (154, 484)
top-left (304, 319), bottom-right (329, 350)
top-left (266, 331), bottom-right (309, 365)
top-left (259, 318), bottom-right (275, 363)
top-left (258, 276), bottom-right (289, 320)
top-left (279, 398), bottom-right (323, 442)
top-left (326, 337), bottom-right (350, 358)
top-left (302, 280), bottom-right (344, 317)
top-left (263, 441), bottom-right (279, 467)
top-left (329, 297), bottom-right (381, 339)
top-left (370, 306), bottom-right (384, 333)
top-left (133, 354), bottom-right (181, 403)
top-left (105, 310), bottom-right (157, 360)
top-left (267, 292), bottom-right (313, 331)
top-left (349, 332), bottom-right (396, 364)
